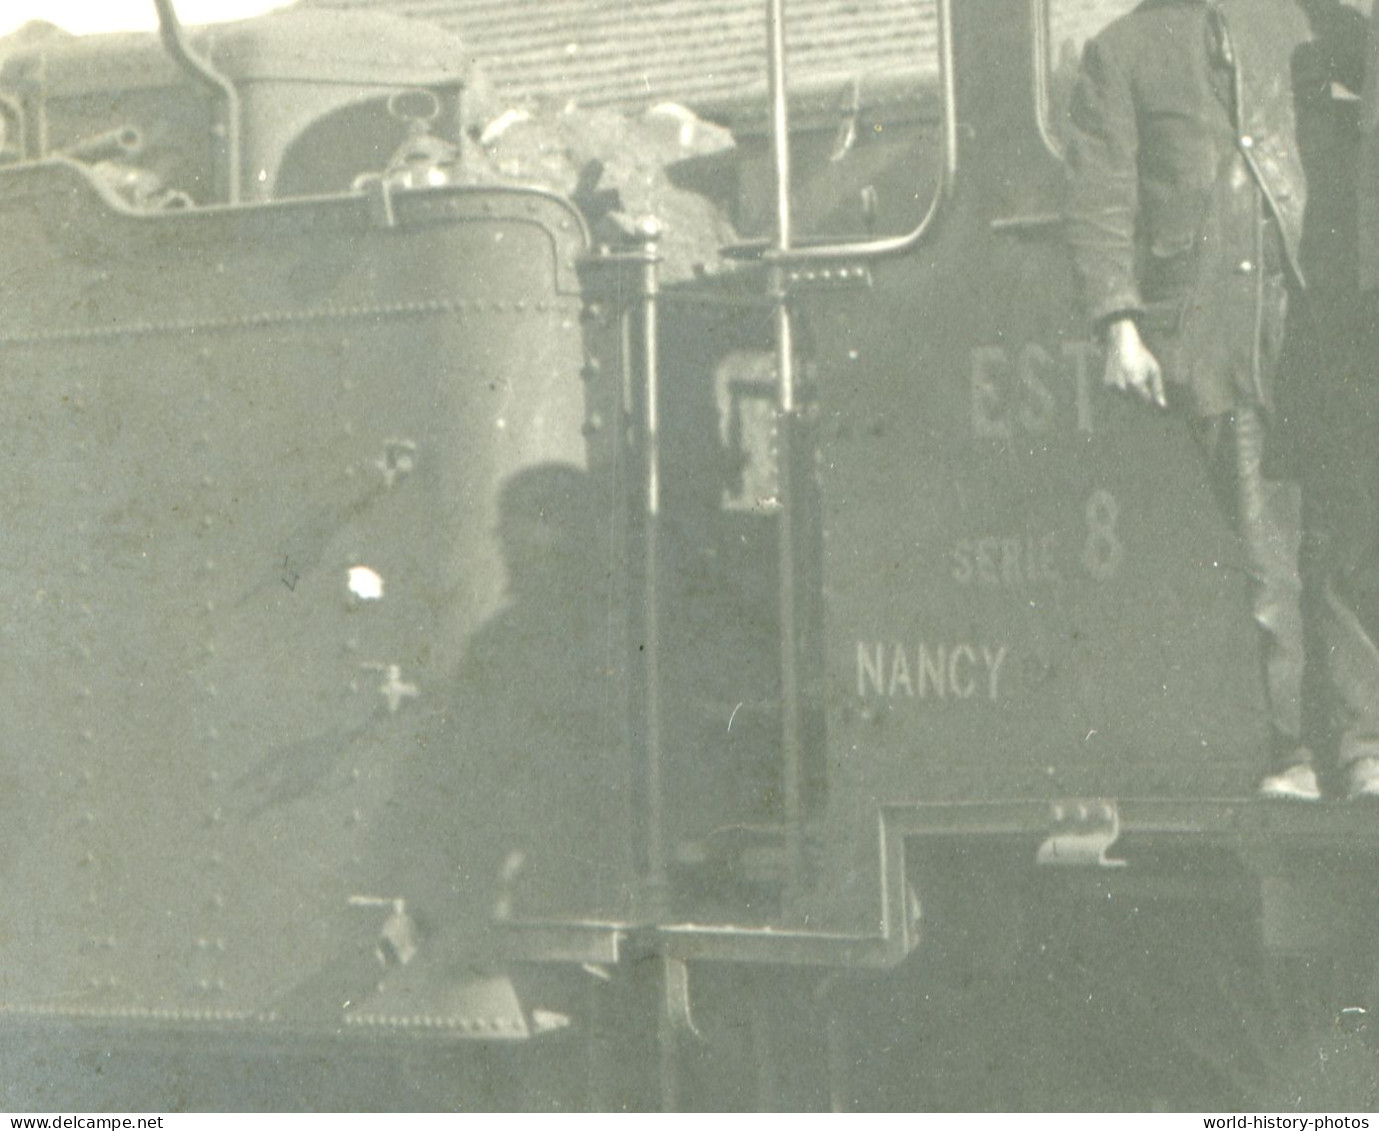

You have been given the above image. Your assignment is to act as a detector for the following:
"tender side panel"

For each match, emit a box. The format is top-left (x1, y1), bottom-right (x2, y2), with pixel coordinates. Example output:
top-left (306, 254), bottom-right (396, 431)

top-left (0, 165), bottom-right (630, 1022)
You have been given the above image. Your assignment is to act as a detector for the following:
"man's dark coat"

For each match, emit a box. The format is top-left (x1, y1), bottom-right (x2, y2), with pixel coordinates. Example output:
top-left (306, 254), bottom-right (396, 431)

top-left (1064, 0), bottom-right (1354, 417)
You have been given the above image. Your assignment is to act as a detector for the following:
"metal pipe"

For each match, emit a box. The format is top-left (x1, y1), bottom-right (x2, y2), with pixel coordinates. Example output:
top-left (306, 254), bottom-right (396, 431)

top-left (61, 125), bottom-right (144, 163)
top-left (774, 294), bottom-right (806, 903)
top-left (767, 0), bottom-right (806, 903)
top-left (637, 220), bottom-right (669, 917)
top-left (152, 0), bottom-right (241, 203)
top-left (768, 0), bottom-right (792, 260)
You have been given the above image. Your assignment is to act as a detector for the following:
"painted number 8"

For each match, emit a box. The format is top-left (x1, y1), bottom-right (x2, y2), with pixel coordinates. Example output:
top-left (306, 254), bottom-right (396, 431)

top-left (1083, 488), bottom-right (1123, 581)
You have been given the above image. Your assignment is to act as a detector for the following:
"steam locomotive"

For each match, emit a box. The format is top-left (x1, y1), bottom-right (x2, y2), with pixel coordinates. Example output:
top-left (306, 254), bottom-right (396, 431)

top-left (1, 0), bottom-right (1377, 1110)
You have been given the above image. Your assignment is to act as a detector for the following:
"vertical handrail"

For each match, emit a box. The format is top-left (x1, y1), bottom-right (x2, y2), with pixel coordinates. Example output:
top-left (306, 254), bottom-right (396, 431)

top-left (768, 0), bottom-right (793, 262)
top-left (152, 0), bottom-right (241, 203)
top-left (636, 221), bottom-right (669, 919)
top-left (767, 0), bottom-right (807, 903)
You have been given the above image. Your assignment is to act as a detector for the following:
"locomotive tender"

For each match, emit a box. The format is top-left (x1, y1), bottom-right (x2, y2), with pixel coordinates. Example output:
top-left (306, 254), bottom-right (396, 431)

top-left (1, 0), bottom-right (1377, 1110)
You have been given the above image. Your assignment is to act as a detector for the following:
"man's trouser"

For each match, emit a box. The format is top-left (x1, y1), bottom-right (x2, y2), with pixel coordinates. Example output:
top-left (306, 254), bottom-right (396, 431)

top-left (1199, 396), bottom-right (1379, 775)
top-left (1193, 406), bottom-right (1306, 767)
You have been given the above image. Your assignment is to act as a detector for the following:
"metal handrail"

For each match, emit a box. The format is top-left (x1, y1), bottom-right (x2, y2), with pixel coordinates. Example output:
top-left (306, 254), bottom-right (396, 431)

top-left (728, 0), bottom-right (957, 264)
top-left (765, 0), bottom-right (806, 906)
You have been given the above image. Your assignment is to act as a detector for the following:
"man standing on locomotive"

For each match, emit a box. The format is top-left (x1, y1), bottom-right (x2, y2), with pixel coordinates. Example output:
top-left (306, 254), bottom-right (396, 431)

top-left (1064, 0), bottom-right (1375, 798)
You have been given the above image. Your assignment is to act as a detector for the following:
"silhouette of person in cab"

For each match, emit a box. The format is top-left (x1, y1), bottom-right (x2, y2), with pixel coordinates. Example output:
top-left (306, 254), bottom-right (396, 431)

top-left (380, 462), bottom-right (628, 962)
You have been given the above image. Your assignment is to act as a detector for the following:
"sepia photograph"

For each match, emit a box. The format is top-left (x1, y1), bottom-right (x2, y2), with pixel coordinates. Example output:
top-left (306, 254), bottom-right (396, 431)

top-left (0, 0), bottom-right (1377, 1112)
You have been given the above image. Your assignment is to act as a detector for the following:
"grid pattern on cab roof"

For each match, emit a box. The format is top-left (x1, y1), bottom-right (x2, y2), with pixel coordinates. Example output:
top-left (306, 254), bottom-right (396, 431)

top-left (296, 0), bottom-right (938, 110)
top-left (290, 0), bottom-right (1156, 112)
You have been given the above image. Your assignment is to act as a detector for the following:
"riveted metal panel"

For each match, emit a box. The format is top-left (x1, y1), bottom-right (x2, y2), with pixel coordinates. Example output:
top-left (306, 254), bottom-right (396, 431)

top-left (0, 163), bottom-right (629, 1027)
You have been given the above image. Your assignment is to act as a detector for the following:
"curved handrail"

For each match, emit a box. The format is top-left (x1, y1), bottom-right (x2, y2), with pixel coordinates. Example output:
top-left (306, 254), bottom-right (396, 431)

top-left (724, 0), bottom-right (957, 264)
top-left (1030, 0), bottom-right (1068, 161)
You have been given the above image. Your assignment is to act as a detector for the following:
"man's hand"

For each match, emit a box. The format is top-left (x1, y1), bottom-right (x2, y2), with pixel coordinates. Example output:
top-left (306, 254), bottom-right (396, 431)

top-left (1103, 317), bottom-right (1166, 409)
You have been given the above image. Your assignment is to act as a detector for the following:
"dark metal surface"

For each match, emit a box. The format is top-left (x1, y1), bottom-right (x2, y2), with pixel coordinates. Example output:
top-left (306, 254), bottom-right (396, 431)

top-left (0, 159), bottom-right (623, 1031)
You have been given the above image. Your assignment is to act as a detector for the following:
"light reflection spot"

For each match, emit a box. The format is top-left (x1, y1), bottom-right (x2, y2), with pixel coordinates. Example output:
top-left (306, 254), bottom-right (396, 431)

top-left (348, 566), bottom-right (384, 600)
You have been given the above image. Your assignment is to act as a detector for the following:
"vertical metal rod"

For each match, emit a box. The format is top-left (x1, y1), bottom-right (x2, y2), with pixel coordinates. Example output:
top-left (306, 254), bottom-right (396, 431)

top-left (638, 221), bottom-right (669, 917)
top-left (657, 956), bottom-right (681, 1111)
top-left (767, 0), bottom-right (805, 901)
top-left (768, 0), bottom-right (793, 263)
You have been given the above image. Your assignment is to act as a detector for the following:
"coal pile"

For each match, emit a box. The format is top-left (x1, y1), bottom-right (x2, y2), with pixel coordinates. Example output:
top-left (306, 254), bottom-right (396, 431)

top-left (463, 102), bottom-right (738, 282)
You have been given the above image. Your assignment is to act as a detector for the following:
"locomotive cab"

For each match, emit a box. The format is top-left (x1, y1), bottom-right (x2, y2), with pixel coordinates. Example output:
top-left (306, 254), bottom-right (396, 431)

top-left (601, 0), bottom-right (1379, 1107)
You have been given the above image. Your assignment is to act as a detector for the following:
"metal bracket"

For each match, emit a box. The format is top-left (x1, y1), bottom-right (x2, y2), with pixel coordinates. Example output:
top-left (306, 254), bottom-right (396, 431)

top-left (347, 894), bottom-right (418, 966)
top-left (989, 213), bottom-right (1064, 239)
top-left (783, 264), bottom-right (873, 293)
top-left (360, 175), bottom-right (397, 229)
top-left (1035, 799), bottom-right (1126, 868)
